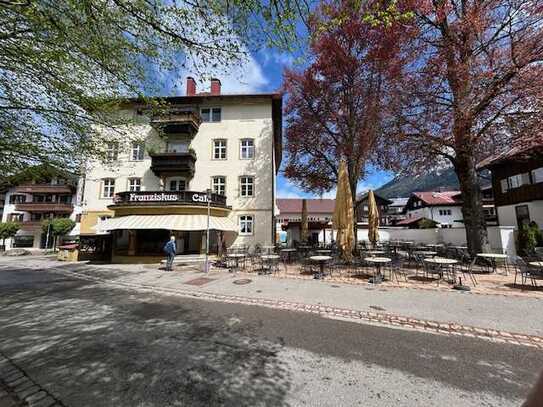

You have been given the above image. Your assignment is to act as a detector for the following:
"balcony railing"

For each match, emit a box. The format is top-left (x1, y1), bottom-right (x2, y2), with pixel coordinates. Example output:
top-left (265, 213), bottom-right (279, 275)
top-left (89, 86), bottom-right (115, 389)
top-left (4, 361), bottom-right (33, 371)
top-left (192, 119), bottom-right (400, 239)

top-left (111, 190), bottom-right (228, 208)
top-left (150, 109), bottom-right (201, 136)
top-left (149, 151), bottom-right (196, 178)
top-left (15, 184), bottom-right (74, 194)
top-left (15, 202), bottom-right (74, 212)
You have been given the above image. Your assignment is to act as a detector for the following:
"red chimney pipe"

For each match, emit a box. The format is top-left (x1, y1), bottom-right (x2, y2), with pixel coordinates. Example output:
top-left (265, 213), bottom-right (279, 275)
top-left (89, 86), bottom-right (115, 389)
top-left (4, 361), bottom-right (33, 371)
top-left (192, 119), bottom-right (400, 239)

top-left (210, 78), bottom-right (221, 95)
top-left (186, 77), bottom-right (196, 96)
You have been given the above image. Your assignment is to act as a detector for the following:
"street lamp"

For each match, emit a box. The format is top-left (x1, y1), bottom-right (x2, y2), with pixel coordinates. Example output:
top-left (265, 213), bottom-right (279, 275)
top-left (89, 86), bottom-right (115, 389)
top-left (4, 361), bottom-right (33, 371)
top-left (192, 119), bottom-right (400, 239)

top-left (205, 188), bottom-right (212, 273)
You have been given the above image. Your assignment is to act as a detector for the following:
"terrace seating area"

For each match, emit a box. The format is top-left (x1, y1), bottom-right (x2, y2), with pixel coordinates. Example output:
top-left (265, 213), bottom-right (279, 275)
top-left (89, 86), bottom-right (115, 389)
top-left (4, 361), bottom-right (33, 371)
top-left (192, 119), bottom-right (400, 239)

top-left (216, 241), bottom-right (543, 298)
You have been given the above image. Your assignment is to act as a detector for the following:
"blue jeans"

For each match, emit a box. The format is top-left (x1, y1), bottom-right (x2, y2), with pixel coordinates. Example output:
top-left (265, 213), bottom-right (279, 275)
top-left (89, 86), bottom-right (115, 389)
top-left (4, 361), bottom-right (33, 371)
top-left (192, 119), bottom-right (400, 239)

top-left (166, 253), bottom-right (175, 270)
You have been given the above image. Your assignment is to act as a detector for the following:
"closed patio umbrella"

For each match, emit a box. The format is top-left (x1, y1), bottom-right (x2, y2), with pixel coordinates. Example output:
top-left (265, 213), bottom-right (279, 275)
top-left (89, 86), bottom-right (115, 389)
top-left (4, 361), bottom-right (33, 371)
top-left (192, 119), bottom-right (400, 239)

top-left (367, 190), bottom-right (380, 248)
top-left (301, 198), bottom-right (309, 243)
top-left (333, 160), bottom-right (354, 261)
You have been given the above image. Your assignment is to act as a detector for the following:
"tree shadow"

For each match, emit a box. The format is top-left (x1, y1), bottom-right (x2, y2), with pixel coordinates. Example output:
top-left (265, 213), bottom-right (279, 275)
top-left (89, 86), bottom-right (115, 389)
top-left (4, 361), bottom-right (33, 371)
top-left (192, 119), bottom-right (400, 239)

top-left (0, 272), bottom-right (291, 407)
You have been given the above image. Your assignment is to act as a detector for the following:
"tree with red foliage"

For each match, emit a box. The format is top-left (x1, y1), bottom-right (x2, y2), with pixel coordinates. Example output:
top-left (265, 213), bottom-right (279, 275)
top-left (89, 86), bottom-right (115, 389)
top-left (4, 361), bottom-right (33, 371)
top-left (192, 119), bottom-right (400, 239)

top-left (283, 2), bottom-right (410, 208)
top-left (386, 0), bottom-right (543, 254)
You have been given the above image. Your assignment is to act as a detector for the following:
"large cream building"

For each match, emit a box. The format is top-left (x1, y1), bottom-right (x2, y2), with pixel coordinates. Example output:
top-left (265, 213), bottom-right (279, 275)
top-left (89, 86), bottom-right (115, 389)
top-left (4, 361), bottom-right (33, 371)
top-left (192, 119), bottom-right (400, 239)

top-left (80, 77), bottom-right (282, 262)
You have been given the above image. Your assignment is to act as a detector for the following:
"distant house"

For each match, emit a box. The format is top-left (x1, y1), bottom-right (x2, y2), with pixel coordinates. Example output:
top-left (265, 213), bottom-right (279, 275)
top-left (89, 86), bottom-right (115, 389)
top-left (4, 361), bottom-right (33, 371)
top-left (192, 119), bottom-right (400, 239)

top-left (386, 197), bottom-right (409, 225)
top-left (403, 191), bottom-right (463, 228)
top-left (355, 192), bottom-right (392, 226)
top-left (276, 198), bottom-right (335, 245)
top-left (479, 139), bottom-right (543, 228)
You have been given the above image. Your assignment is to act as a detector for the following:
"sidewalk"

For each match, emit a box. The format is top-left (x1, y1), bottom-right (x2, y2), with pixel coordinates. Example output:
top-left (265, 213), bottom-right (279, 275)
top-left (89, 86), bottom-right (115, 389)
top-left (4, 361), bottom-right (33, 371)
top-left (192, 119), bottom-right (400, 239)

top-left (3, 256), bottom-right (543, 345)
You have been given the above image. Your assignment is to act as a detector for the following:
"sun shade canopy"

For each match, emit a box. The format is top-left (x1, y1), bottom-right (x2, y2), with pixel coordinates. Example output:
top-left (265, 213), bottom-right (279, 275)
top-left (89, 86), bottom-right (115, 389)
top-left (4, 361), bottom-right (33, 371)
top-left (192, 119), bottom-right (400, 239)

top-left (94, 215), bottom-right (238, 232)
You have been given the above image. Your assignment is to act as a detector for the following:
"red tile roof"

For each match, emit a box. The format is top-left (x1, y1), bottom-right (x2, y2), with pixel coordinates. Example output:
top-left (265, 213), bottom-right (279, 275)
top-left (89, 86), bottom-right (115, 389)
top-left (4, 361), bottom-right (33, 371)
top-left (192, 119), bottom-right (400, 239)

top-left (413, 191), bottom-right (461, 206)
top-left (478, 136), bottom-right (543, 168)
top-left (276, 198), bottom-right (335, 214)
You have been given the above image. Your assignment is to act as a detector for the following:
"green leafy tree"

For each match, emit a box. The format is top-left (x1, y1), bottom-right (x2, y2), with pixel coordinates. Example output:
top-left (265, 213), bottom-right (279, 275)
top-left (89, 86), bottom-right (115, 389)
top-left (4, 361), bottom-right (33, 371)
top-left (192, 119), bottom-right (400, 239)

top-left (0, 221), bottom-right (20, 250)
top-left (42, 218), bottom-right (76, 250)
top-left (0, 0), bottom-right (310, 176)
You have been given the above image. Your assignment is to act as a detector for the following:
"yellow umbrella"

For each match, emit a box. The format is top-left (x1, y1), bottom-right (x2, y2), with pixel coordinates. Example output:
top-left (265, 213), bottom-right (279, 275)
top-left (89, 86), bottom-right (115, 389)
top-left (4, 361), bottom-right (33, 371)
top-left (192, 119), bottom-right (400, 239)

top-left (367, 190), bottom-right (380, 248)
top-left (333, 160), bottom-right (355, 261)
top-left (301, 198), bottom-right (309, 243)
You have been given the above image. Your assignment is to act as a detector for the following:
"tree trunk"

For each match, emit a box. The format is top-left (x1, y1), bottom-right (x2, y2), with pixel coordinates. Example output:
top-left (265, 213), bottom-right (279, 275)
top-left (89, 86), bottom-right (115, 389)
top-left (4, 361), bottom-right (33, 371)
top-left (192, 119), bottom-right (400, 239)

top-left (454, 151), bottom-right (490, 256)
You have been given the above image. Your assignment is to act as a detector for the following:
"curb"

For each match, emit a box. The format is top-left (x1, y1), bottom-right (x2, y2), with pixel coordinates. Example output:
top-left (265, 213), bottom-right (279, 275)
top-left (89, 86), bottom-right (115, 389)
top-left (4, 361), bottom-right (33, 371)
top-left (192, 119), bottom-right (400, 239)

top-left (50, 267), bottom-right (543, 349)
top-left (0, 352), bottom-right (64, 407)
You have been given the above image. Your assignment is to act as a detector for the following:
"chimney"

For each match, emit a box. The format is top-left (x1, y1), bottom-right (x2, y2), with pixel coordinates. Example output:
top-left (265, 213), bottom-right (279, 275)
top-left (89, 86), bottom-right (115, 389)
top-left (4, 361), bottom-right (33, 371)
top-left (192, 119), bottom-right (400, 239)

top-left (210, 78), bottom-right (221, 95)
top-left (186, 76), bottom-right (196, 96)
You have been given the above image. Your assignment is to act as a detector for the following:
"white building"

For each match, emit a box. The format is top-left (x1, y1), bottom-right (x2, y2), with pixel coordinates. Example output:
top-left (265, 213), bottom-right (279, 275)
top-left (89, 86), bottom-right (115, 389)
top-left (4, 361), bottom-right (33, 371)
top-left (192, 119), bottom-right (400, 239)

top-left (403, 191), bottom-right (464, 228)
top-left (80, 77), bottom-right (282, 262)
top-left (1, 173), bottom-right (81, 250)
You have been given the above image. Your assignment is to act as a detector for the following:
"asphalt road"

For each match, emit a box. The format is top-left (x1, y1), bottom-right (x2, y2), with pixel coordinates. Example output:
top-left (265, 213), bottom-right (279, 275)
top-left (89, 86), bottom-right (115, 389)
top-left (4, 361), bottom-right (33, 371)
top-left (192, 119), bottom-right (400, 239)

top-left (0, 264), bottom-right (541, 406)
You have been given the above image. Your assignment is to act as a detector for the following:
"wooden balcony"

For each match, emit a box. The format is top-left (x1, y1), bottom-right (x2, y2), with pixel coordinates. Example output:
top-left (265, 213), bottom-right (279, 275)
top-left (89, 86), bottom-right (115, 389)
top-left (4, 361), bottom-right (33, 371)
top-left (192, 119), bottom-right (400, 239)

top-left (149, 152), bottom-right (196, 178)
top-left (14, 184), bottom-right (74, 194)
top-left (150, 109), bottom-right (201, 136)
top-left (20, 221), bottom-right (43, 230)
top-left (15, 203), bottom-right (74, 213)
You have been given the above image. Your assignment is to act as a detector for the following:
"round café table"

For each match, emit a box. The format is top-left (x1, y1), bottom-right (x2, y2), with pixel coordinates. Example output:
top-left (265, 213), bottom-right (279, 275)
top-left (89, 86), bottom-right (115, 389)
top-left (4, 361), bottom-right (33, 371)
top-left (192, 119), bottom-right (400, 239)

top-left (364, 257), bottom-right (391, 283)
top-left (424, 257), bottom-right (459, 283)
top-left (262, 245), bottom-right (276, 254)
top-left (476, 253), bottom-right (508, 274)
top-left (280, 248), bottom-right (297, 263)
top-left (365, 250), bottom-right (385, 256)
top-left (414, 250), bottom-right (437, 257)
top-left (529, 261), bottom-right (543, 269)
top-left (309, 255), bottom-right (332, 279)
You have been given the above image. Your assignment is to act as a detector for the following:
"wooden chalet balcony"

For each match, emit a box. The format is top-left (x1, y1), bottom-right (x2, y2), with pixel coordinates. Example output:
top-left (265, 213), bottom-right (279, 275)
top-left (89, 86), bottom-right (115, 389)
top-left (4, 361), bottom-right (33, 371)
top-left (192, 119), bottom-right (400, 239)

top-left (20, 221), bottom-right (43, 230)
top-left (149, 152), bottom-right (196, 178)
top-left (15, 184), bottom-right (74, 194)
top-left (15, 202), bottom-right (74, 213)
top-left (150, 109), bottom-right (201, 136)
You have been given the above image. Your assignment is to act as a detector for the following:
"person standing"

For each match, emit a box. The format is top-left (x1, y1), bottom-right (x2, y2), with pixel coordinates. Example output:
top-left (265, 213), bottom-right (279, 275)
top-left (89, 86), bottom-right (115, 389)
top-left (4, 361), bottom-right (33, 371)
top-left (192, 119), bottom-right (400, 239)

top-left (163, 235), bottom-right (176, 271)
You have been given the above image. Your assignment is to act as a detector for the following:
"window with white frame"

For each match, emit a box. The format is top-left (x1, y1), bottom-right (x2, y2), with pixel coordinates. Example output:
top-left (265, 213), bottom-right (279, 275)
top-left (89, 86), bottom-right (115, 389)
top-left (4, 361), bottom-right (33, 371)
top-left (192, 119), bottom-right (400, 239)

top-left (212, 176), bottom-right (226, 196)
top-left (201, 107), bottom-right (221, 122)
top-left (240, 139), bottom-right (255, 159)
top-left (500, 178), bottom-right (509, 193)
top-left (168, 178), bottom-right (186, 191)
top-left (131, 142), bottom-right (144, 160)
top-left (102, 178), bottom-right (115, 198)
top-left (439, 209), bottom-right (452, 216)
top-left (128, 178), bottom-right (141, 192)
top-left (105, 142), bottom-right (119, 161)
top-left (239, 215), bottom-right (254, 235)
top-left (213, 139), bottom-right (227, 159)
top-left (240, 176), bottom-right (254, 197)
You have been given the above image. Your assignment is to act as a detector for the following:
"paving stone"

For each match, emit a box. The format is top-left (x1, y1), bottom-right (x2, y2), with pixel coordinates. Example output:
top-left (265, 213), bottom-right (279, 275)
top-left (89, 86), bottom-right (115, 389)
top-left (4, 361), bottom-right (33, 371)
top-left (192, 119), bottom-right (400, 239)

top-left (6, 377), bottom-right (28, 388)
top-left (14, 380), bottom-right (35, 393)
top-left (30, 395), bottom-right (56, 407)
top-left (0, 395), bottom-right (18, 407)
top-left (17, 385), bottom-right (40, 399)
top-left (25, 391), bottom-right (47, 404)
top-left (4, 372), bottom-right (24, 384)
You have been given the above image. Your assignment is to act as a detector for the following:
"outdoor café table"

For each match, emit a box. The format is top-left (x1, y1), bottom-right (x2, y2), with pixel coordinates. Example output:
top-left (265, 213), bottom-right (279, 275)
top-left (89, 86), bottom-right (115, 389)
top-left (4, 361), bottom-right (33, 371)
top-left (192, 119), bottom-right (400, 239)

top-left (414, 250), bottom-right (437, 257)
top-left (364, 257), bottom-right (391, 282)
top-left (262, 245), bottom-right (276, 254)
top-left (280, 248), bottom-right (297, 263)
top-left (476, 253), bottom-right (508, 274)
top-left (424, 257), bottom-right (459, 282)
top-left (226, 253), bottom-right (245, 270)
top-left (309, 255), bottom-right (332, 279)
top-left (365, 250), bottom-right (385, 256)
top-left (260, 254), bottom-right (280, 274)
top-left (529, 261), bottom-right (543, 269)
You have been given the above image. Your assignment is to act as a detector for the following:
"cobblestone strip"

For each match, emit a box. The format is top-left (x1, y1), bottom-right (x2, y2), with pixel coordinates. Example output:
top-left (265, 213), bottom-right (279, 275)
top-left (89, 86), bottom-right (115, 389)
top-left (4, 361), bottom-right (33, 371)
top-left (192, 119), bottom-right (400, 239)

top-left (0, 352), bottom-right (64, 407)
top-left (51, 267), bottom-right (543, 349)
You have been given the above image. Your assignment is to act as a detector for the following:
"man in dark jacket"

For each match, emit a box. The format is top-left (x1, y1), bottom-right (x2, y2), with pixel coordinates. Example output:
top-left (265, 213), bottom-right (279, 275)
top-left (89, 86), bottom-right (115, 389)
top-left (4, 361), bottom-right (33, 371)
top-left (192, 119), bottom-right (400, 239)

top-left (164, 236), bottom-right (176, 271)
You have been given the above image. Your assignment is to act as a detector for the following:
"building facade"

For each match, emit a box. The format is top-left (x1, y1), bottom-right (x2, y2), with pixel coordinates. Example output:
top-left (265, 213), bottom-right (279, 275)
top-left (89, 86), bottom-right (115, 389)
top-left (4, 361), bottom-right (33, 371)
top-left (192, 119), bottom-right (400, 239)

top-left (80, 78), bottom-right (282, 262)
top-left (1, 176), bottom-right (81, 250)
top-left (355, 192), bottom-right (393, 226)
top-left (480, 140), bottom-right (543, 228)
